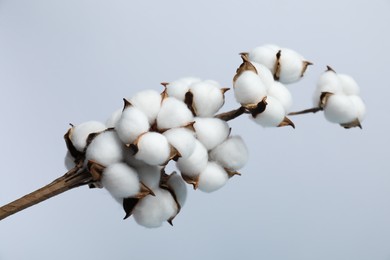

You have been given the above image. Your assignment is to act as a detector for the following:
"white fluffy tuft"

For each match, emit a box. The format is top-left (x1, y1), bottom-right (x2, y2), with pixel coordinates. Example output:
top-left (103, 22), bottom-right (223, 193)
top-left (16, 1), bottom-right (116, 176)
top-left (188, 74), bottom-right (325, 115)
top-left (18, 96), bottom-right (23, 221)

top-left (233, 70), bottom-right (267, 105)
top-left (278, 48), bottom-right (306, 84)
top-left (252, 96), bottom-right (286, 127)
top-left (106, 109), bottom-right (122, 128)
top-left (165, 77), bottom-right (201, 101)
top-left (128, 90), bottom-right (162, 124)
top-left (176, 140), bottom-right (208, 177)
top-left (157, 97), bottom-right (194, 130)
top-left (210, 135), bottom-right (248, 171)
top-left (136, 164), bottom-right (161, 189)
top-left (115, 106), bottom-right (150, 144)
top-left (189, 80), bottom-right (225, 117)
top-left (135, 132), bottom-right (171, 166)
top-left (324, 94), bottom-right (357, 124)
top-left (167, 172), bottom-right (187, 207)
top-left (248, 44), bottom-right (279, 72)
top-left (338, 74), bottom-right (360, 95)
top-left (198, 161), bottom-right (229, 193)
top-left (193, 117), bottom-right (230, 150)
top-left (70, 121), bottom-right (106, 152)
top-left (267, 81), bottom-right (293, 112)
top-left (101, 162), bottom-right (140, 199)
top-left (163, 127), bottom-right (196, 159)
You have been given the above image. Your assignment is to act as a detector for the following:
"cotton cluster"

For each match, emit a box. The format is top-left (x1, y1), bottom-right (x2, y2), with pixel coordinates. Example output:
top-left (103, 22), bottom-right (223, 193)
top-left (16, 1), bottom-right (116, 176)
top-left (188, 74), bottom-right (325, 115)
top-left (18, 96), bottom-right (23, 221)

top-left (313, 67), bottom-right (366, 128)
top-left (233, 49), bottom-right (299, 128)
top-left (63, 77), bottom-right (249, 228)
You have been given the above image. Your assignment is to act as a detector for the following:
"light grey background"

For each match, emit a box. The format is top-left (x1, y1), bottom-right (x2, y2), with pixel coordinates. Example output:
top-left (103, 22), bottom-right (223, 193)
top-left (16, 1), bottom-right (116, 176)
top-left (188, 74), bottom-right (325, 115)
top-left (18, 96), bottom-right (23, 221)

top-left (0, 0), bottom-right (389, 259)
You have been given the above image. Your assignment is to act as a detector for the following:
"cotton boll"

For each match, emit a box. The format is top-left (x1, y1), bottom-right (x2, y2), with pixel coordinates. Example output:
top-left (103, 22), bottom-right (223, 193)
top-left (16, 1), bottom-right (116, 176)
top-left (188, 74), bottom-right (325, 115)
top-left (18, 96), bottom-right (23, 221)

top-left (101, 162), bottom-right (140, 199)
top-left (210, 136), bottom-right (249, 171)
top-left (69, 121), bottom-right (106, 152)
top-left (323, 94), bottom-right (358, 124)
top-left (85, 130), bottom-right (124, 166)
top-left (250, 62), bottom-right (275, 89)
top-left (176, 140), bottom-right (208, 177)
top-left (313, 70), bottom-right (343, 106)
top-left (156, 97), bottom-right (194, 130)
top-left (189, 81), bottom-right (225, 117)
top-left (338, 74), bottom-right (360, 95)
top-left (163, 127), bottom-right (196, 159)
top-left (166, 172), bottom-right (187, 207)
top-left (252, 96), bottom-right (286, 127)
top-left (193, 117), bottom-right (230, 150)
top-left (165, 77), bottom-right (201, 101)
top-left (349, 95), bottom-right (366, 122)
top-left (123, 146), bottom-right (149, 168)
top-left (267, 81), bottom-right (293, 112)
top-left (248, 44), bottom-right (280, 72)
top-left (129, 90), bottom-right (162, 124)
top-left (277, 48), bottom-right (310, 84)
top-left (136, 165), bottom-right (161, 189)
top-left (106, 109), bottom-right (122, 128)
top-left (133, 188), bottom-right (177, 228)
top-left (198, 162), bottom-right (229, 193)
top-left (64, 151), bottom-right (76, 171)
top-left (134, 132), bottom-right (171, 166)
top-left (115, 106), bottom-right (150, 144)
top-left (233, 70), bottom-right (267, 105)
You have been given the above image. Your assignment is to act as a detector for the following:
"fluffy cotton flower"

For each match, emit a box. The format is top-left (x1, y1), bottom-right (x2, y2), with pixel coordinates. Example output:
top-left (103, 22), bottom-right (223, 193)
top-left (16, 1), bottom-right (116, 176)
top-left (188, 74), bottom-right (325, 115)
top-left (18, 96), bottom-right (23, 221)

top-left (233, 70), bottom-right (267, 105)
top-left (313, 69), bottom-right (343, 106)
top-left (349, 95), bottom-right (366, 122)
top-left (193, 117), bottom-right (230, 150)
top-left (251, 61), bottom-right (275, 89)
top-left (198, 162), bottom-right (229, 193)
top-left (106, 109), bottom-right (122, 128)
top-left (277, 48), bottom-right (310, 84)
top-left (85, 130), bottom-right (124, 166)
top-left (248, 44), bottom-right (280, 71)
top-left (252, 96), bottom-right (286, 127)
top-left (267, 81), bottom-right (293, 112)
top-left (134, 132), bottom-right (171, 166)
top-left (338, 74), bottom-right (360, 96)
top-left (166, 172), bottom-right (187, 207)
top-left (323, 94), bottom-right (358, 124)
top-left (189, 80), bottom-right (226, 117)
top-left (101, 162), bottom-right (140, 199)
top-left (210, 135), bottom-right (248, 171)
top-left (128, 90), bottom-right (162, 124)
top-left (136, 165), bottom-right (161, 189)
top-left (176, 140), bottom-right (208, 177)
top-left (115, 105), bottom-right (150, 144)
top-left (156, 97), bottom-right (194, 130)
top-left (69, 121), bottom-right (106, 152)
top-left (165, 77), bottom-right (201, 101)
top-left (163, 127), bottom-right (196, 159)
top-left (133, 188), bottom-right (177, 228)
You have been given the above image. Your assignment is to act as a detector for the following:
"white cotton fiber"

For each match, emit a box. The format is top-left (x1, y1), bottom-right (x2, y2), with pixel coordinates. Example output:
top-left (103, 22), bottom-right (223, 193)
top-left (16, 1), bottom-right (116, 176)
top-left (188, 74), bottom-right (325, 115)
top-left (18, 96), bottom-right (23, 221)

top-left (128, 90), bottom-right (162, 124)
top-left (349, 95), bottom-right (366, 122)
top-left (233, 70), bottom-right (267, 105)
top-left (193, 117), bottom-right (230, 150)
top-left (253, 96), bottom-right (286, 127)
top-left (115, 106), bottom-right (150, 144)
top-left (277, 48), bottom-right (307, 84)
top-left (101, 162), bottom-right (140, 199)
top-left (210, 135), bottom-right (248, 171)
top-left (156, 97), bottom-right (194, 130)
top-left (338, 74), bottom-right (360, 96)
top-left (165, 77), bottom-right (201, 101)
top-left (85, 130), bottom-right (124, 166)
top-left (133, 188), bottom-right (177, 228)
top-left (267, 81), bottom-right (293, 112)
top-left (189, 80), bottom-right (225, 117)
top-left (135, 132), bottom-right (171, 166)
top-left (176, 140), bottom-right (208, 177)
top-left (167, 172), bottom-right (187, 207)
top-left (248, 44), bottom-right (280, 72)
top-left (197, 161), bottom-right (229, 193)
top-left (123, 146), bottom-right (148, 168)
top-left (64, 151), bottom-right (75, 171)
top-left (251, 62), bottom-right (275, 89)
top-left (163, 127), bottom-right (196, 159)
top-left (70, 121), bottom-right (106, 152)
top-left (105, 109), bottom-right (122, 128)
top-left (136, 164), bottom-right (161, 189)
top-left (324, 94), bottom-right (357, 124)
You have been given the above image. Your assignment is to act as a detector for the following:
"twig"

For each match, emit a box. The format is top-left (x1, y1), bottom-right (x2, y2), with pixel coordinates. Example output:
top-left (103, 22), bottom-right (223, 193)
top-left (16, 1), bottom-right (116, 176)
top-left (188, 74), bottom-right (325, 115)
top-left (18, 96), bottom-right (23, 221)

top-left (0, 164), bottom-right (92, 221)
top-left (215, 106), bottom-right (247, 121)
top-left (288, 107), bottom-right (322, 116)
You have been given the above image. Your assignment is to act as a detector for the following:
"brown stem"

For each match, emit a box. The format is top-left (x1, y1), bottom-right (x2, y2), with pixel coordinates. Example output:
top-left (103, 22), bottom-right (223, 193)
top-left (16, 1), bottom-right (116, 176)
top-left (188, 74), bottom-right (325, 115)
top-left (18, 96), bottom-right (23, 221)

top-left (0, 165), bottom-right (92, 221)
top-left (215, 106), bottom-right (247, 121)
top-left (288, 107), bottom-right (322, 116)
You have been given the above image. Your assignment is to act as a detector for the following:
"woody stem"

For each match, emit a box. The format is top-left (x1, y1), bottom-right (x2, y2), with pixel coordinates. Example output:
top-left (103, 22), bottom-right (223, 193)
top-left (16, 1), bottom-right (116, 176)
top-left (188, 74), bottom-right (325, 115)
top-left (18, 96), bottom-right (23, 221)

top-left (288, 107), bottom-right (322, 116)
top-left (215, 106), bottom-right (247, 121)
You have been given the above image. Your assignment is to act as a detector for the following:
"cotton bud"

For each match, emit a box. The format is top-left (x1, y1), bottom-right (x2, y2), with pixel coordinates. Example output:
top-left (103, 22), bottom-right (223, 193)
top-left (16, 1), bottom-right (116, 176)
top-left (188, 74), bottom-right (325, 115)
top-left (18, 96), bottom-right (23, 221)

top-left (85, 130), bottom-right (124, 166)
top-left (106, 109), bottom-right (122, 128)
top-left (323, 94), bottom-right (358, 124)
top-left (68, 121), bottom-right (106, 152)
top-left (276, 48), bottom-right (311, 84)
top-left (133, 188), bottom-right (178, 228)
top-left (198, 162), bottom-right (229, 193)
top-left (267, 81), bottom-right (293, 112)
top-left (193, 117), bottom-right (230, 150)
top-left (136, 165), bottom-right (161, 189)
top-left (176, 140), bottom-right (208, 187)
top-left (248, 44), bottom-right (280, 72)
top-left (101, 162), bottom-right (140, 199)
top-left (210, 135), bottom-right (248, 171)
top-left (164, 77), bottom-right (201, 101)
top-left (156, 97), bottom-right (194, 130)
top-left (115, 104), bottom-right (150, 144)
top-left (163, 127), bottom-right (196, 159)
top-left (313, 68), bottom-right (343, 106)
top-left (133, 132), bottom-right (172, 166)
top-left (338, 74), bottom-right (360, 95)
top-left (233, 56), bottom-right (267, 106)
top-left (188, 80), bottom-right (228, 117)
top-left (128, 90), bottom-right (162, 124)
top-left (252, 96), bottom-right (294, 128)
